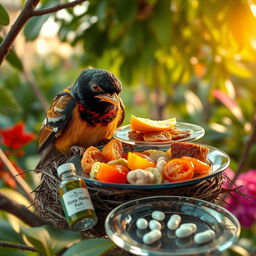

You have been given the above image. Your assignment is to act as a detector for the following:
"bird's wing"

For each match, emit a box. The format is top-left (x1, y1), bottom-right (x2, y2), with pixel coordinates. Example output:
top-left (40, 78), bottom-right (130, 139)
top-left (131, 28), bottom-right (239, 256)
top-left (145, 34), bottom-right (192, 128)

top-left (38, 90), bottom-right (76, 153)
top-left (117, 96), bottom-right (125, 127)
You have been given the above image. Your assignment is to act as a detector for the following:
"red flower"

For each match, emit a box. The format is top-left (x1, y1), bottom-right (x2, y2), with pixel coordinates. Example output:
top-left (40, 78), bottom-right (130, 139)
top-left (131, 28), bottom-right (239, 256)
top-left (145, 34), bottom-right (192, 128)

top-left (0, 122), bottom-right (35, 149)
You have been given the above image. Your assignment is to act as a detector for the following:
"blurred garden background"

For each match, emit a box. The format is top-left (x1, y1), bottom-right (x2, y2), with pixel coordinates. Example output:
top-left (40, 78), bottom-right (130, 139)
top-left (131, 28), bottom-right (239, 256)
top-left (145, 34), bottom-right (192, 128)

top-left (0, 0), bottom-right (256, 255)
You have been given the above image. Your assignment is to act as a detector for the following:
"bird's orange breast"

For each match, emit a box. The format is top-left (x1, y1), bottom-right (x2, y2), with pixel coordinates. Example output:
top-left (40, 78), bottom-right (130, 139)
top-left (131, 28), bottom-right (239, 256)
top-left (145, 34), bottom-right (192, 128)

top-left (54, 105), bottom-right (122, 154)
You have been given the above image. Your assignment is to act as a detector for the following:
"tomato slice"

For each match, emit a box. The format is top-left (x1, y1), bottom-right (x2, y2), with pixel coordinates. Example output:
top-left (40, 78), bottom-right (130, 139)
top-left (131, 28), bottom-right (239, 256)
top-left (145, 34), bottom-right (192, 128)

top-left (96, 163), bottom-right (129, 184)
top-left (127, 152), bottom-right (155, 170)
top-left (81, 146), bottom-right (106, 173)
top-left (182, 156), bottom-right (210, 175)
top-left (102, 139), bottom-right (124, 162)
top-left (163, 158), bottom-right (194, 182)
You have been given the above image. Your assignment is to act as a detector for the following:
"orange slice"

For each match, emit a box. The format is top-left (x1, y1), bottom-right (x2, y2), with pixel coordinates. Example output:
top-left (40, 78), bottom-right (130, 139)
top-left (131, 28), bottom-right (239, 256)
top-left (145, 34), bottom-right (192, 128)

top-left (130, 115), bottom-right (176, 132)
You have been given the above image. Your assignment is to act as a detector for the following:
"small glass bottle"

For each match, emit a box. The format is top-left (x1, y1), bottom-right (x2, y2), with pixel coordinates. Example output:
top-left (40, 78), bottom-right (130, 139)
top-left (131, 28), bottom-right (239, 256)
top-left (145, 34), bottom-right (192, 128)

top-left (57, 163), bottom-right (97, 231)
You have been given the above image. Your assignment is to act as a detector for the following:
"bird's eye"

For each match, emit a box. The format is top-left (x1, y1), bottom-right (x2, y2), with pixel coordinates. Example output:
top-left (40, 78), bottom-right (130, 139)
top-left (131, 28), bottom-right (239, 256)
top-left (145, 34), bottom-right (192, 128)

top-left (91, 83), bottom-right (102, 92)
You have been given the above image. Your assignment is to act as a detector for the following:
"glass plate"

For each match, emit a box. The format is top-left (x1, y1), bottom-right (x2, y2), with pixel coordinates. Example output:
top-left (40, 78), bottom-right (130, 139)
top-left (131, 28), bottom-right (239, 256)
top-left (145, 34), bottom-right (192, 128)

top-left (113, 122), bottom-right (205, 146)
top-left (83, 145), bottom-right (229, 189)
top-left (105, 196), bottom-right (240, 256)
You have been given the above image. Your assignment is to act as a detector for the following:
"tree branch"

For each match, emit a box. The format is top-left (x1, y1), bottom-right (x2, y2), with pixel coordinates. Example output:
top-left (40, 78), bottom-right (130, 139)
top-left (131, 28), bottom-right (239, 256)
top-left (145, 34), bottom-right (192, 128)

top-left (0, 0), bottom-right (40, 65)
top-left (0, 149), bottom-right (34, 204)
top-left (0, 0), bottom-right (87, 65)
top-left (32, 0), bottom-right (87, 16)
top-left (0, 191), bottom-right (45, 227)
top-left (0, 241), bottom-right (37, 252)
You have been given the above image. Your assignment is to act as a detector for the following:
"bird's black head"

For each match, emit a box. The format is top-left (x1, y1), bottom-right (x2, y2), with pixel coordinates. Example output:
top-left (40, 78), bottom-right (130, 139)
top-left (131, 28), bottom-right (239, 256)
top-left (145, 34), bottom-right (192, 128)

top-left (71, 68), bottom-right (122, 114)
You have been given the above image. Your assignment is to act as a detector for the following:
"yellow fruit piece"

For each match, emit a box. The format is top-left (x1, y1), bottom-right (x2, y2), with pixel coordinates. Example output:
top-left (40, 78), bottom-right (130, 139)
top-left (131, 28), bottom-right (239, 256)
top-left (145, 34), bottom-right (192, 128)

top-left (127, 152), bottom-right (155, 170)
top-left (130, 115), bottom-right (176, 132)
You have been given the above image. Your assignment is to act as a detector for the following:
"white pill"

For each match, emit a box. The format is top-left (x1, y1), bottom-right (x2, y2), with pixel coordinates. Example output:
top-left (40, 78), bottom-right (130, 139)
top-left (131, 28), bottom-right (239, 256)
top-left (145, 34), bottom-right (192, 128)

top-left (136, 218), bottom-right (148, 230)
top-left (149, 220), bottom-right (162, 230)
top-left (167, 214), bottom-right (181, 230)
top-left (194, 230), bottom-right (215, 244)
top-left (175, 226), bottom-right (194, 238)
top-left (152, 211), bottom-right (165, 221)
top-left (179, 223), bottom-right (197, 233)
top-left (143, 230), bottom-right (162, 244)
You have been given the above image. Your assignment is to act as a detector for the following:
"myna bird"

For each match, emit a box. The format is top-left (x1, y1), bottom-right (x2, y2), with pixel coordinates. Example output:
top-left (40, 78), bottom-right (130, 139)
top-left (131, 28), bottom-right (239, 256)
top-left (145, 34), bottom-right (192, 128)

top-left (36, 68), bottom-right (125, 168)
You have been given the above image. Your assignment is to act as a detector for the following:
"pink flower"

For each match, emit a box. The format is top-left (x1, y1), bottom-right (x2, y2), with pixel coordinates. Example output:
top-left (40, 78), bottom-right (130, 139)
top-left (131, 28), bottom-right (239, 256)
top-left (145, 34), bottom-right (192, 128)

top-left (223, 169), bottom-right (256, 228)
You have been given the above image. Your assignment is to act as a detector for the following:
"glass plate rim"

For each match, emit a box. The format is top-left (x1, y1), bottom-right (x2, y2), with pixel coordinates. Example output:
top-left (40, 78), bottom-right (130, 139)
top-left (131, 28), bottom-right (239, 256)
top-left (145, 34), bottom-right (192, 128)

top-left (105, 195), bottom-right (241, 256)
top-left (83, 144), bottom-right (230, 189)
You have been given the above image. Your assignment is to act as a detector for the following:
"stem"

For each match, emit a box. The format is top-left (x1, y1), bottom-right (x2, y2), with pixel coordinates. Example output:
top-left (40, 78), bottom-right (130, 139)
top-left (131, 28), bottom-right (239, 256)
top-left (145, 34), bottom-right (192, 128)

top-left (0, 149), bottom-right (34, 204)
top-left (32, 0), bottom-right (87, 16)
top-left (0, 241), bottom-right (37, 252)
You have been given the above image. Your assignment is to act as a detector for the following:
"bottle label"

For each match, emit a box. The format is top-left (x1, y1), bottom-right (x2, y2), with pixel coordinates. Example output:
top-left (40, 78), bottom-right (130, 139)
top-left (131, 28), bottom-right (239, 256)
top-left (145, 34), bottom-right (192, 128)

top-left (62, 187), bottom-right (94, 217)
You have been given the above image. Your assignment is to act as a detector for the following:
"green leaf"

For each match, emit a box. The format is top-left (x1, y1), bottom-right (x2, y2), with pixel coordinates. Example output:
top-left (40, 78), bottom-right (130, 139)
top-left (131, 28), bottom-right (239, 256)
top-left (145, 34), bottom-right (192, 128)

top-left (0, 4), bottom-right (10, 26)
top-left (0, 36), bottom-right (23, 70)
top-left (116, 0), bottom-right (137, 24)
top-left (20, 225), bottom-right (81, 256)
top-left (23, 1), bottom-right (59, 41)
top-left (23, 14), bottom-right (50, 41)
top-left (62, 238), bottom-right (114, 256)
top-left (20, 225), bottom-right (52, 256)
top-left (0, 87), bottom-right (21, 113)
top-left (43, 225), bottom-right (81, 254)
top-left (6, 49), bottom-right (23, 71)
top-left (0, 219), bottom-right (24, 244)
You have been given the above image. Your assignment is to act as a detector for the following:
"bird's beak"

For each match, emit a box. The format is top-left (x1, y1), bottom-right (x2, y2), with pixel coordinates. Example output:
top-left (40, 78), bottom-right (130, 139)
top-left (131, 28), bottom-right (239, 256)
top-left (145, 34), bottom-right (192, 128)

top-left (95, 93), bottom-right (119, 106)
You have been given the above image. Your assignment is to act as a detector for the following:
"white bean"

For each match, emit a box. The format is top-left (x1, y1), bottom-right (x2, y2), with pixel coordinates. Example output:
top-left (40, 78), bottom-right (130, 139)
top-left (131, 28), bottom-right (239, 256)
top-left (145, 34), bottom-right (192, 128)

top-left (127, 169), bottom-right (154, 184)
top-left (175, 226), bottom-right (194, 238)
top-left (152, 211), bottom-right (165, 221)
top-left (179, 223), bottom-right (197, 233)
top-left (143, 230), bottom-right (162, 244)
top-left (156, 157), bottom-right (167, 170)
top-left (136, 218), bottom-right (148, 230)
top-left (194, 230), bottom-right (215, 244)
top-left (149, 220), bottom-right (162, 230)
top-left (167, 214), bottom-right (181, 230)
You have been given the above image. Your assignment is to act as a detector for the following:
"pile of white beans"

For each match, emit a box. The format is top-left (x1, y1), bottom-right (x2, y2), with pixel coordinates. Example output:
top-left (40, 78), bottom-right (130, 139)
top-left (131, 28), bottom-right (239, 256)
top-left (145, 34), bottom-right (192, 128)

top-left (136, 210), bottom-right (215, 245)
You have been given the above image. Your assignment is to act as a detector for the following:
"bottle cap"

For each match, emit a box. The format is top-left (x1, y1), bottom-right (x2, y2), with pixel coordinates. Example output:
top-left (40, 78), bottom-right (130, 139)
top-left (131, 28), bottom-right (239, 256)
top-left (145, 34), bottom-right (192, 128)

top-left (57, 163), bottom-right (76, 177)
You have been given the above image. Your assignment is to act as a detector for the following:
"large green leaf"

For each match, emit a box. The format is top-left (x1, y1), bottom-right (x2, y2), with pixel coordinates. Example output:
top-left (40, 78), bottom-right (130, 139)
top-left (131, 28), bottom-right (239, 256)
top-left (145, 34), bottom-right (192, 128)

top-left (0, 87), bottom-right (21, 113)
top-left (20, 225), bottom-right (52, 256)
top-left (0, 4), bottom-right (10, 26)
top-left (23, 1), bottom-right (59, 41)
top-left (20, 225), bottom-right (82, 256)
top-left (62, 238), bottom-right (114, 256)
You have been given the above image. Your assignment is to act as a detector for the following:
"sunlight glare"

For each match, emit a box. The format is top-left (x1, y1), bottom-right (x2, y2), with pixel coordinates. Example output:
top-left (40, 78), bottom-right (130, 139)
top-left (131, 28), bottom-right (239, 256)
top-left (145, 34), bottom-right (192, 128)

top-left (40, 16), bottom-right (59, 37)
top-left (250, 3), bottom-right (256, 17)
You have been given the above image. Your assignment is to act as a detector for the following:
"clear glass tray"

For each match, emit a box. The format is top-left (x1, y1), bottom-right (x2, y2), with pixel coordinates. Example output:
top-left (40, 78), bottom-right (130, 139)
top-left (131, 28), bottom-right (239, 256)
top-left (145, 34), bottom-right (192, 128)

top-left (113, 122), bottom-right (205, 146)
top-left (83, 145), bottom-right (229, 189)
top-left (105, 196), bottom-right (240, 256)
